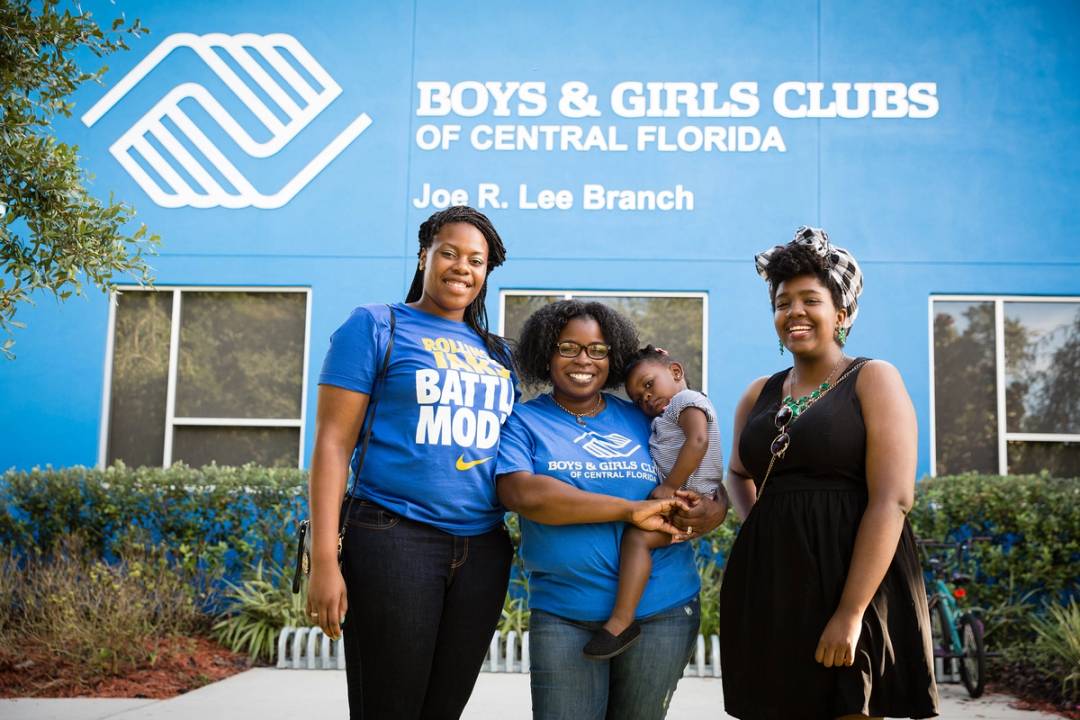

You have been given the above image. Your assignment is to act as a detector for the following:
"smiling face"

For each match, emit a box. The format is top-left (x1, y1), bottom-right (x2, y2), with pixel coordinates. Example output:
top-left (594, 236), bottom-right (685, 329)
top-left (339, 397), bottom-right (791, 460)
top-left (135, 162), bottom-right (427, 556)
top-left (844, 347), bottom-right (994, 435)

top-left (549, 316), bottom-right (610, 407)
top-left (774, 274), bottom-right (847, 355)
top-left (626, 360), bottom-right (686, 418)
top-left (416, 222), bottom-right (489, 321)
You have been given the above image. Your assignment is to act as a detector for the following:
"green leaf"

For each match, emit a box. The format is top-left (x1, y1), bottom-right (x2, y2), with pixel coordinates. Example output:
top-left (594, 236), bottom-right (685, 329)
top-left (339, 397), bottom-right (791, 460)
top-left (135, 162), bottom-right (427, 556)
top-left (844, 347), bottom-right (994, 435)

top-left (0, 0), bottom-right (157, 352)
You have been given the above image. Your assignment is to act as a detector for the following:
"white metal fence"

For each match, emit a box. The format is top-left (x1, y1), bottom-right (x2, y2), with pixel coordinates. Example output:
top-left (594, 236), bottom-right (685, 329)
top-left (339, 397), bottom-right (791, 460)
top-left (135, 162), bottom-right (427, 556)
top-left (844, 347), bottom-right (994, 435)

top-left (277, 626), bottom-right (961, 687)
top-left (276, 627), bottom-right (723, 677)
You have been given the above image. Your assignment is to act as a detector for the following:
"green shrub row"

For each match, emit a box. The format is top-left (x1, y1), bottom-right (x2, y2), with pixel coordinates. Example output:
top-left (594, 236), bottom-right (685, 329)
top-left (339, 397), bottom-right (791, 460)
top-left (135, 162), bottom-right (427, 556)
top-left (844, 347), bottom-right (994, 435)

top-left (2, 467), bottom-right (1075, 628)
top-left (907, 472), bottom-right (1079, 614)
top-left (907, 471), bottom-right (1079, 707)
top-left (0, 536), bottom-right (207, 687)
top-left (3, 467), bottom-right (1074, 702)
top-left (0, 464), bottom-right (307, 609)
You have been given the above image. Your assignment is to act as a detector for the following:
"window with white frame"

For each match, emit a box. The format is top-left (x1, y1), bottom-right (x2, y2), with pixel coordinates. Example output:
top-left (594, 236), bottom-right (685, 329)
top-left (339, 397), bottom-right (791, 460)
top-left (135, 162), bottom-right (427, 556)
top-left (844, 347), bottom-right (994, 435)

top-left (101, 287), bottom-right (310, 468)
top-left (500, 291), bottom-right (708, 395)
top-left (930, 296), bottom-right (1080, 476)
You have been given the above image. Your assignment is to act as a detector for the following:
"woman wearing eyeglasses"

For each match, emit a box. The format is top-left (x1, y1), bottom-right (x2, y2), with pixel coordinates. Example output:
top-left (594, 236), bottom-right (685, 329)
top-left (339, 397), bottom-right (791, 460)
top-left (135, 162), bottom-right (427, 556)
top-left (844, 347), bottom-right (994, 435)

top-left (496, 300), bottom-right (727, 719)
top-left (719, 228), bottom-right (938, 720)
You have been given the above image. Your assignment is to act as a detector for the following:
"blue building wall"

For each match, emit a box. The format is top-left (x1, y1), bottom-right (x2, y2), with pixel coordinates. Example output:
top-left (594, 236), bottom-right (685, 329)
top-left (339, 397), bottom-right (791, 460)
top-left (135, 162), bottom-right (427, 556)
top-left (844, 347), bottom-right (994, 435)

top-left (2, 0), bottom-right (1078, 475)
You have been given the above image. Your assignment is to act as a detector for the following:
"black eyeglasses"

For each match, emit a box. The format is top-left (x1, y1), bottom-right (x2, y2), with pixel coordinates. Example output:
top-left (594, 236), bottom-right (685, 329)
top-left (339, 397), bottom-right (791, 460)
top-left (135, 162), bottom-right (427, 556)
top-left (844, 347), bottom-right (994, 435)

top-left (771, 404), bottom-right (793, 459)
top-left (555, 340), bottom-right (610, 360)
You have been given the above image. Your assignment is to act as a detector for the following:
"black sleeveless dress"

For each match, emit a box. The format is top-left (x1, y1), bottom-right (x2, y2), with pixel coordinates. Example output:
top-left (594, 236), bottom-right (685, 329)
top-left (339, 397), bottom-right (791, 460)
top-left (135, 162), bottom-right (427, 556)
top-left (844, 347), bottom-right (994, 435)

top-left (719, 360), bottom-right (938, 720)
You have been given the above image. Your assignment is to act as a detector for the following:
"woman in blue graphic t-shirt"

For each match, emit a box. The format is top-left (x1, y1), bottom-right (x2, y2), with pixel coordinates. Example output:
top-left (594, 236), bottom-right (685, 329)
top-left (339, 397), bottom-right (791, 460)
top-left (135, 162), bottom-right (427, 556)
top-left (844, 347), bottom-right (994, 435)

top-left (496, 300), bottom-right (729, 720)
top-left (307, 206), bottom-right (521, 719)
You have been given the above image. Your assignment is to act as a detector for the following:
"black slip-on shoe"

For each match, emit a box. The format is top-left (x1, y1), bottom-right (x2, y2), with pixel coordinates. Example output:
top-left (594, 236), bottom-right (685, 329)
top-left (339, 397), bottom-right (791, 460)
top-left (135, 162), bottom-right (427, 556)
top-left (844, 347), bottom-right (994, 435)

top-left (582, 622), bottom-right (642, 660)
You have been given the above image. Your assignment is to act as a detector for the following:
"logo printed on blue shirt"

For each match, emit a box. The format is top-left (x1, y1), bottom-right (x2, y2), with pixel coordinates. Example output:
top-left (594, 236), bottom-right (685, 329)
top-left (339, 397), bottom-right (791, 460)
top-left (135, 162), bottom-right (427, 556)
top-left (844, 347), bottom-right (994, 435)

top-left (455, 454), bottom-right (493, 471)
top-left (414, 336), bottom-right (514, 451)
top-left (573, 430), bottom-right (641, 459)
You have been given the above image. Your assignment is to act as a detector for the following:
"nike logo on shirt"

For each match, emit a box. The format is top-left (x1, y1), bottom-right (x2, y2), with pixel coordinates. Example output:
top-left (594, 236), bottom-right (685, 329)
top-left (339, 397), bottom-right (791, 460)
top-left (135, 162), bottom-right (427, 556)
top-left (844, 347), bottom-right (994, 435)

top-left (455, 455), bottom-right (493, 471)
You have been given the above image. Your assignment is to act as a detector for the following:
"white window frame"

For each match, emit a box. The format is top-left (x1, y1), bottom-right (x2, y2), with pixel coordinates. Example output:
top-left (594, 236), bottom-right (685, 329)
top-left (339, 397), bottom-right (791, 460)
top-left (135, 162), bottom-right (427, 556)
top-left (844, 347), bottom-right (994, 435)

top-left (499, 289), bottom-right (709, 394)
top-left (98, 285), bottom-right (312, 469)
top-left (928, 294), bottom-right (1080, 476)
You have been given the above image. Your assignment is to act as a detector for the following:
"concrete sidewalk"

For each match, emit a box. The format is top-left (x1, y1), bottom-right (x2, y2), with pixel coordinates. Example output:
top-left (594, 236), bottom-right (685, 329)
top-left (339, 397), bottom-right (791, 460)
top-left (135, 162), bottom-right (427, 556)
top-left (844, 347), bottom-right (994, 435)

top-left (1, 669), bottom-right (1061, 719)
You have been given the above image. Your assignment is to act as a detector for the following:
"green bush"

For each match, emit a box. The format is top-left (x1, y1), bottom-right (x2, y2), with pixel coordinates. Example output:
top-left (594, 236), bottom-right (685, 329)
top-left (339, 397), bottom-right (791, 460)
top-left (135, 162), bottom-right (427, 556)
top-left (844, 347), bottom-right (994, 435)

top-left (907, 473), bottom-right (1080, 616)
top-left (4, 466), bottom-right (1074, 650)
top-left (0, 535), bottom-right (203, 683)
top-left (908, 471), bottom-right (1078, 711)
top-left (696, 512), bottom-right (740, 637)
top-left (0, 464), bottom-right (307, 609)
top-left (1031, 599), bottom-right (1080, 701)
top-left (991, 596), bottom-right (1080, 712)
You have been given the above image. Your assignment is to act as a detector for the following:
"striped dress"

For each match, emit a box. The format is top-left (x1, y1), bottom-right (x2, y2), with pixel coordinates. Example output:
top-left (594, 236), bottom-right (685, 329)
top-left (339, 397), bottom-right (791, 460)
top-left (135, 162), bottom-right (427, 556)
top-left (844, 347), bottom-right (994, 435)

top-left (648, 389), bottom-right (723, 496)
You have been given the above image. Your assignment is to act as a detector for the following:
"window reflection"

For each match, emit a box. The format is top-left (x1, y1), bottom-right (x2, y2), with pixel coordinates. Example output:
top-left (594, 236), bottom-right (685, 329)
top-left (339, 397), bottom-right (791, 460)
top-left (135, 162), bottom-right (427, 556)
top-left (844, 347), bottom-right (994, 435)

top-left (107, 291), bottom-right (173, 467)
top-left (1004, 303), bottom-right (1080, 435)
top-left (105, 289), bottom-right (307, 468)
top-left (172, 426), bottom-right (300, 468)
top-left (932, 301), bottom-right (998, 474)
top-left (502, 295), bottom-right (559, 346)
top-left (933, 298), bottom-right (1080, 477)
top-left (1007, 441), bottom-right (1080, 477)
top-left (175, 292), bottom-right (306, 419)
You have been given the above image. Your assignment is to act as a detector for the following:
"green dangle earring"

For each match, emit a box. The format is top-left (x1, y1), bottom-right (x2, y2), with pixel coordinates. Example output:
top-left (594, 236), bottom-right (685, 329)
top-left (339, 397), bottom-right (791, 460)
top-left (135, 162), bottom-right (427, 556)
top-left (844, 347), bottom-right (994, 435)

top-left (836, 325), bottom-right (848, 346)
top-left (779, 338), bottom-right (785, 355)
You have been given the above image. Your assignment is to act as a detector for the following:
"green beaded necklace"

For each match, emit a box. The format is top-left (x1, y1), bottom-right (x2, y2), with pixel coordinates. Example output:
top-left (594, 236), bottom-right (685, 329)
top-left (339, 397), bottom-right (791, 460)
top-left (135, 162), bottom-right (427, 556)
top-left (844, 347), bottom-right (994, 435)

top-left (782, 355), bottom-right (846, 419)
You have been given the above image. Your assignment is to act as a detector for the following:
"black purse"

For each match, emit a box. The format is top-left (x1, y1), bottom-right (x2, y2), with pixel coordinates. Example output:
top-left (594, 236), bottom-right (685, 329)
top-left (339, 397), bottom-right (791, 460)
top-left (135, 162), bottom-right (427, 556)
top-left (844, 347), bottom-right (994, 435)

top-left (292, 306), bottom-right (396, 594)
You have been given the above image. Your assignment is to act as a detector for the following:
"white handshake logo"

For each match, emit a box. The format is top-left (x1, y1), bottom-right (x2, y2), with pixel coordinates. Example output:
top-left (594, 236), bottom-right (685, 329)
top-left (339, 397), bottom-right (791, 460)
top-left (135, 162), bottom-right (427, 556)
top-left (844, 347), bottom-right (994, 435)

top-left (82, 33), bottom-right (371, 209)
top-left (574, 431), bottom-right (642, 459)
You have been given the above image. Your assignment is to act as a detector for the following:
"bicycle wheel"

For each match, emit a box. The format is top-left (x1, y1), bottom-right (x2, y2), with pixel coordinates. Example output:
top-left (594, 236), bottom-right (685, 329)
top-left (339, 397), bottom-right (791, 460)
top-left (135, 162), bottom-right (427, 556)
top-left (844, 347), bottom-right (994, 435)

top-left (958, 613), bottom-right (986, 698)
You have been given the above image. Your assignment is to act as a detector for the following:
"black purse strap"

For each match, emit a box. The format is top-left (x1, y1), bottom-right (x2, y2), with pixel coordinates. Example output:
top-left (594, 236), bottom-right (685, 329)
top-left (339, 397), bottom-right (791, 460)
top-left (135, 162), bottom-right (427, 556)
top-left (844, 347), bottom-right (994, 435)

top-left (338, 305), bottom-right (397, 537)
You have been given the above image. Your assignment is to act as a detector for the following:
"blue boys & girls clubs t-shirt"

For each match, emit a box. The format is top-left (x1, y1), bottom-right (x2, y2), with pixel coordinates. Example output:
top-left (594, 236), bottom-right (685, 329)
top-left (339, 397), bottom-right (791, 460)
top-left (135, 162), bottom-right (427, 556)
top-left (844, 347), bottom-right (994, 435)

top-left (496, 393), bottom-right (700, 621)
top-left (319, 303), bottom-right (518, 535)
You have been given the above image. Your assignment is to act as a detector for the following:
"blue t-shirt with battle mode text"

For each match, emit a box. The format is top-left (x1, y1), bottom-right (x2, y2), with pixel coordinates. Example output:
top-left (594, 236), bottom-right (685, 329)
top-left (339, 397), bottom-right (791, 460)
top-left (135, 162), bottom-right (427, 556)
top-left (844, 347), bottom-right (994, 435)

top-left (319, 303), bottom-right (517, 535)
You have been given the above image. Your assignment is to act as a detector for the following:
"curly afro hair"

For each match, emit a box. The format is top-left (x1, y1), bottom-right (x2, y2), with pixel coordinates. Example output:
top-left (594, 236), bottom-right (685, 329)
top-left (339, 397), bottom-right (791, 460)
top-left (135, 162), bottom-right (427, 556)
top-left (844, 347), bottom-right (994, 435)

top-left (513, 300), bottom-right (640, 390)
top-left (762, 241), bottom-right (844, 313)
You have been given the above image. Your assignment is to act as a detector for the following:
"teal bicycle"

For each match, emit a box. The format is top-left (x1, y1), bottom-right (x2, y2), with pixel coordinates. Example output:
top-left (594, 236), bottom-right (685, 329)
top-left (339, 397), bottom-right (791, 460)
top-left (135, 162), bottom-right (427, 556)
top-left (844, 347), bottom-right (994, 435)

top-left (917, 538), bottom-right (988, 698)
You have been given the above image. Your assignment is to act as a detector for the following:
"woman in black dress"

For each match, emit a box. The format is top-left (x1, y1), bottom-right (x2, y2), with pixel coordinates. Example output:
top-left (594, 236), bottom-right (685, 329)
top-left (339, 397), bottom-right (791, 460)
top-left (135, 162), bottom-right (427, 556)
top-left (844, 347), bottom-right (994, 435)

top-left (719, 227), bottom-right (939, 720)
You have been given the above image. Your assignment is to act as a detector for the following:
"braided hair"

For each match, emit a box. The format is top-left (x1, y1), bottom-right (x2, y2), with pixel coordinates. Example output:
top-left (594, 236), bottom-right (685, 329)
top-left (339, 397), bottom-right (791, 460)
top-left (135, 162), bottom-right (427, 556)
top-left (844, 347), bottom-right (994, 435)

top-left (405, 206), bottom-right (511, 366)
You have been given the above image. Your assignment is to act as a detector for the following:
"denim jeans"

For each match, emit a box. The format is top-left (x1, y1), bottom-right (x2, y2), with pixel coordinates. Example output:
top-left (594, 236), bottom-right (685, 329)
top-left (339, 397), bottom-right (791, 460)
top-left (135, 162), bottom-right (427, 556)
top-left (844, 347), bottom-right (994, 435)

top-left (529, 597), bottom-right (700, 720)
top-left (339, 499), bottom-right (513, 719)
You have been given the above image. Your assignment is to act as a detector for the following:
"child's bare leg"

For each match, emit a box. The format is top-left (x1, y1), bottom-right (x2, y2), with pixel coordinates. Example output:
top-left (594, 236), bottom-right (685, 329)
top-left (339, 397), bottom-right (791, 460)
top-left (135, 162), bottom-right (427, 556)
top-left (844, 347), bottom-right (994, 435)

top-left (604, 526), bottom-right (673, 635)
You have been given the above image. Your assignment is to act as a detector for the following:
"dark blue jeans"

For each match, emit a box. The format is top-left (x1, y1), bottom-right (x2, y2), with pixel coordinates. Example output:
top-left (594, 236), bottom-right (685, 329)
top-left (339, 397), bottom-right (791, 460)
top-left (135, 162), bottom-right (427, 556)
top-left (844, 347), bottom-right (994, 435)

top-left (339, 500), bottom-right (513, 719)
top-left (529, 597), bottom-right (700, 720)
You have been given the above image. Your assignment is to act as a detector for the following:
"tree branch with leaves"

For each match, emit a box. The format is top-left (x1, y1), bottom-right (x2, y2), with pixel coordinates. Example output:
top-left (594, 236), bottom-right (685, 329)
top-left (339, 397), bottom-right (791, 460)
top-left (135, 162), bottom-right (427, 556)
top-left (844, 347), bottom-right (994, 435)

top-left (0, 0), bottom-right (159, 357)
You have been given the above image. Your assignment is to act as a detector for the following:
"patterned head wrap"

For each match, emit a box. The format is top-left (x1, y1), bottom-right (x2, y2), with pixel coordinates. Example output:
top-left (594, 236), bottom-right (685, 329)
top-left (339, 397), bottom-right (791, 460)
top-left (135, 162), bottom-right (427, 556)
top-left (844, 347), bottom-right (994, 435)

top-left (754, 226), bottom-right (864, 328)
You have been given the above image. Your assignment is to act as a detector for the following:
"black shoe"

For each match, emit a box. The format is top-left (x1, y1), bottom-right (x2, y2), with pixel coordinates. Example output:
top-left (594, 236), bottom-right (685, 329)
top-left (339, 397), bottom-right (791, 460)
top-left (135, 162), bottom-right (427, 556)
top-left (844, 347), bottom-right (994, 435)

top-left (583, 622), bottom-right (641, 660)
